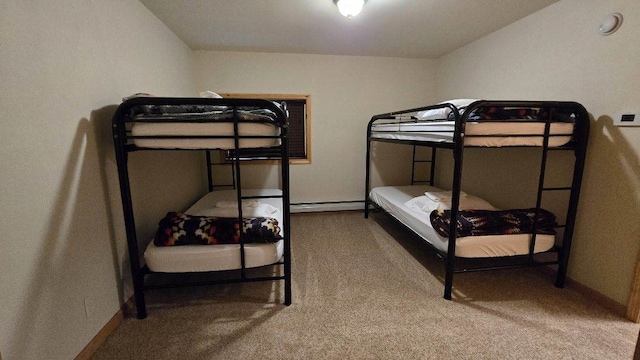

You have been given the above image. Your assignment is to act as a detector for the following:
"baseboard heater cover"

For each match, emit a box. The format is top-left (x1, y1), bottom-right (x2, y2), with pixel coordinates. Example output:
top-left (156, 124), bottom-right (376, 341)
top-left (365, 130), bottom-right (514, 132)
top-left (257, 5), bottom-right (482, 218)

top-left (291, 201), bottom-right (365, 213)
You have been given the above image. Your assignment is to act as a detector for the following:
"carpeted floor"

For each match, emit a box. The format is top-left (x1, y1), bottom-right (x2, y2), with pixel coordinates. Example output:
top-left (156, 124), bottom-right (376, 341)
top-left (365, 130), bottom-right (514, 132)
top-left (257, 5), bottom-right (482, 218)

top-left (93, 211), bottom-right (639, 359)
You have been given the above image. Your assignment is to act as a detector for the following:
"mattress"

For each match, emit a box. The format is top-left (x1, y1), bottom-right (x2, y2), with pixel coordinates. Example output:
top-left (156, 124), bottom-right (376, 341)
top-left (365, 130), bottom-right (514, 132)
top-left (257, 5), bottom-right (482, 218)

top-left (144, 189), bottom-right (285, 272)
top-left (370, 120), bottom-right (574, 147)
top-left (369, 185), bottom-right (555, 258)
top-left (131, 122), bottom-right (279, 150)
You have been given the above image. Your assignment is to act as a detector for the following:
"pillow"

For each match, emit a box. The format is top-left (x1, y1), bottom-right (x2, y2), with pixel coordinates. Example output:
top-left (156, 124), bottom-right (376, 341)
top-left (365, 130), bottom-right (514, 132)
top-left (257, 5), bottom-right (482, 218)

top-left (199, 91), bottom-right (223, 98)
top-left (404, 191), bottom-right (495, 213)
top-left (424, 191), bottom-right (467, 202)
top-left (215, 200), bottom-right (260, 208)
top-left (438, 194), bottom-right (496, 211)
top-left (154, 212), bottom-right (282, 246)
top-left (416, 99), bottom-right (480, 120)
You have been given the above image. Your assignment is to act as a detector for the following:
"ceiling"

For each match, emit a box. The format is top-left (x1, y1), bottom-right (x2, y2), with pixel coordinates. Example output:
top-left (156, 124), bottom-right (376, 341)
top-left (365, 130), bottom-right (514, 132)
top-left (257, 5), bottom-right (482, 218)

top-left (140, 0), bottom-right (560, 59)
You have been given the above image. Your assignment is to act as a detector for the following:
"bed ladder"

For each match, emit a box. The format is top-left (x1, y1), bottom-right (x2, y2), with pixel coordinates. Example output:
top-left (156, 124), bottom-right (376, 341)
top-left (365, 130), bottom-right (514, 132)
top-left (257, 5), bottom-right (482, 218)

top-left (206, 150), bottom-right (237, 191)
top-left (411, 145), bottom-right (437, 186)
top-left (530, 109), bottom-right (587, 289)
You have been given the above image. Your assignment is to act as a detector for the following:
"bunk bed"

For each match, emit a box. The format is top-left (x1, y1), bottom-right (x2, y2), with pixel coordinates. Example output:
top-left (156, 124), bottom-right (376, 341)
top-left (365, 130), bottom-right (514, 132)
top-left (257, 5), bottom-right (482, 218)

top-left (112, 95), bottom-right (291, 319)
top-left (364, 100), bottom-right (589, 300)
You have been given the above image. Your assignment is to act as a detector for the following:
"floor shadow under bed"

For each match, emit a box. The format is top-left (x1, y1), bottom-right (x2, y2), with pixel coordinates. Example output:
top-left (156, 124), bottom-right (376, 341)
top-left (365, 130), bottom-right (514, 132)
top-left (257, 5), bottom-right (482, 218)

top-left (133, 265), bottom-right (286, 315)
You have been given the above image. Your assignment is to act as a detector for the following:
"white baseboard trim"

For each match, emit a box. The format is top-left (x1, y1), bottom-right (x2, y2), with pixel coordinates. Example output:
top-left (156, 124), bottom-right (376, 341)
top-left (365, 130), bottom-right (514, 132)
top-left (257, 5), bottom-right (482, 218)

top-left (291, 201), bottom-right (364, 213)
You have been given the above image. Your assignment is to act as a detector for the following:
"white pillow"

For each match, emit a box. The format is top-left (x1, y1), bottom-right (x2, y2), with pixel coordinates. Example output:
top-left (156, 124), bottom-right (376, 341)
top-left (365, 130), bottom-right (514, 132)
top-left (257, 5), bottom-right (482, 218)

top-left (199, 91), bottom-right (223, 98)
top-left (404, 191), bottom-right (495, 213)
top-left (424, 191), bottom-right (467, 202)
top-left (215, 200), bottom-right (260, 208)
top-left (416, 99), bottom-right (479, 120)
top-left (437, 194), bottom-right (495, 211)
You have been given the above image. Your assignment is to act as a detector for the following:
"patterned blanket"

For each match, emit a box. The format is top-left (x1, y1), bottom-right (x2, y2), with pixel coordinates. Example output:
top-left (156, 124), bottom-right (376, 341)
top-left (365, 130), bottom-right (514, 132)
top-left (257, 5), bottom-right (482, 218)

top-left (429, 208), bottom-right (557, 238)
top-left (468, 107), bottom-right (544, 120)
top-left (154, 212), bottom-right (282, 246)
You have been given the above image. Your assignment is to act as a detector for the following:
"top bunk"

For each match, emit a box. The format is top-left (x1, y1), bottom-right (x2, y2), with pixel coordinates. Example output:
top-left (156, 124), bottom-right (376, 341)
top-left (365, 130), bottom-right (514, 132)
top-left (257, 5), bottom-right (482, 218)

top-left (367, 99), bottom-right (589, 149)
top-left (112, 95), bottom-right (288, 152)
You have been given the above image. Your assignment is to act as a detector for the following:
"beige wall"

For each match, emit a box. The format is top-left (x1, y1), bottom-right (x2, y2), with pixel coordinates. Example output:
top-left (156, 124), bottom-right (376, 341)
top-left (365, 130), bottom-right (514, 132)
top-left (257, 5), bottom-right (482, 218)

top-left (0, 1), bottom-right (202, 359)
top-left (3, 0), bottom-right (636, 358)
top-left (436, 0), bottom-right (640, 305)
top-left (193, 51), bottom-right (437, 203)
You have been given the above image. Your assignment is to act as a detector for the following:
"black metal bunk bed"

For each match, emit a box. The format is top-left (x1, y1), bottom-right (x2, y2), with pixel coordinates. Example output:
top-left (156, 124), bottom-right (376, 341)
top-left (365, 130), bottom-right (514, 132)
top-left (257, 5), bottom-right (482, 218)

top-left (113, 96), bottom-right (291, 319)
top-left (364, 100), bottom-right (589, 300)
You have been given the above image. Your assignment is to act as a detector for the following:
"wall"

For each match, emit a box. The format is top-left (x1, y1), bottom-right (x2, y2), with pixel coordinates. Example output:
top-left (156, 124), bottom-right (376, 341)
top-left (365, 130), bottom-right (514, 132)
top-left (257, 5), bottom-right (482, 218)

top-left (436, 0), bottom-right (640, 305)
top-left (193, 51), bottom-right (436, 203)
top-left (0, 1), bottom-right (203, 359)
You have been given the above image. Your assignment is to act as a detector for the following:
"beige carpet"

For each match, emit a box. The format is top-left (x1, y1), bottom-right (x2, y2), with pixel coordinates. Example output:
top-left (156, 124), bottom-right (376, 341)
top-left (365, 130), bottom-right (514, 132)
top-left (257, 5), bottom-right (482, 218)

top-left (93, 211), bottom-right (639, 359)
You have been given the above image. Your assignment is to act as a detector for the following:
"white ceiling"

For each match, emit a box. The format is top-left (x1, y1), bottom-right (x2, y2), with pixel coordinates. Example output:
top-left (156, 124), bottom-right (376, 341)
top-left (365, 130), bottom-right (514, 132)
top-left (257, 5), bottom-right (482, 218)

top-left (140, 0), bottom-right (560, 59)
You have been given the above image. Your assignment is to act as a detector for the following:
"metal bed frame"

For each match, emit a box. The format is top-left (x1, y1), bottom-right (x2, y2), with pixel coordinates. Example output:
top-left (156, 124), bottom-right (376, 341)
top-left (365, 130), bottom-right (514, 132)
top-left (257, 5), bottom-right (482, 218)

top-left (112, 97), bottom-right (291, 319)
top-left (364, 100), bottom-right (589, 300)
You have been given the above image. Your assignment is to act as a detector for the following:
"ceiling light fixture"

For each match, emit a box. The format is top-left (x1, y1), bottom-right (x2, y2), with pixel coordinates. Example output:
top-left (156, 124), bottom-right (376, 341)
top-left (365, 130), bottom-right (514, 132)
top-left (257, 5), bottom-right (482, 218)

top-left (334, 0), bottom-right (366, 19)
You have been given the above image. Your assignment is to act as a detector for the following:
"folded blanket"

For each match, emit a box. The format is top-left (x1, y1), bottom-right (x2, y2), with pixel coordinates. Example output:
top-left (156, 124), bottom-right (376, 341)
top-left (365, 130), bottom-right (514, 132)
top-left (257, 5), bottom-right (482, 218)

top-left (154, 212), bottom-right (282, 246)
top-left (468, 107), bottom-right (543, 121)
top-left (430, 208), bottom-right (557, 238)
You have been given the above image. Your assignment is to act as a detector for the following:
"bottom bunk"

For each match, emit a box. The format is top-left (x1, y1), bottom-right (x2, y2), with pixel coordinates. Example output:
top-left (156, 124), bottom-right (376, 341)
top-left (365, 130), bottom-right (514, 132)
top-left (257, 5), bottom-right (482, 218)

top-left (145, 188), bottom-right (285, 272)
top-left (132, 188), bottom-right (290, 318)
top-left (369, 185), bottom-right (564, 298)
top-left (369, 185), bottom-right (556, 258)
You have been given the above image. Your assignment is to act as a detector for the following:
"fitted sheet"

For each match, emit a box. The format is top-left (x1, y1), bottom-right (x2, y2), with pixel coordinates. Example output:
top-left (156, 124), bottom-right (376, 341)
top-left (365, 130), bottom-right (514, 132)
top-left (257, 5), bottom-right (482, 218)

top-left (370, 121), bottom-right (574, 147)
top-left (144, 189), bottom-right (284, 272)
top-left (369, 185), bottom-right (555, 258)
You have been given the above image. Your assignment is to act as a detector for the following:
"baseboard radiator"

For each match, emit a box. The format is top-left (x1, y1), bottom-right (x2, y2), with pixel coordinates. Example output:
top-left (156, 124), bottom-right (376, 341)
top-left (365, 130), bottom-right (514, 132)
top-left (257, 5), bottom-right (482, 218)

top-left (291, 200), bottom-right (365, 213)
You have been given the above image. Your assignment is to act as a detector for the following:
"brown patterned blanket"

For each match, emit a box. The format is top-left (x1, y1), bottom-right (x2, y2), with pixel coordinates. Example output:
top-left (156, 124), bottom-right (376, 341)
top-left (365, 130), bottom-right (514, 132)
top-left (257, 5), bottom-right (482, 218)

top-left (429, 208), bottom-right (557, 238)
top-left (154, 212), bottom-right (282, 246)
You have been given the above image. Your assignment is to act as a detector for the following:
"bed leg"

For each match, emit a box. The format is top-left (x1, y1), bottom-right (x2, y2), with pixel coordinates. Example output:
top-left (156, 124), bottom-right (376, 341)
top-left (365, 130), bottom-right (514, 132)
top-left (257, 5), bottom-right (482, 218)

top-left (284, 282), bottom-right (292, 306)
top-left (555, 262), bottom-right (567, 288)
top-left (444, 273), bottom-right (453, 300)
top-left (284, 252), bottom-right (292, 305)
top-left (133, 275), bottom-right (147, 319)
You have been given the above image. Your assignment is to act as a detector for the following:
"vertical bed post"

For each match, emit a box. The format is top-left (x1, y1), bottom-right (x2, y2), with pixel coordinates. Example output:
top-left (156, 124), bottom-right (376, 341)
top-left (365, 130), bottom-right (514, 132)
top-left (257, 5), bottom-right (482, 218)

top-left (444, 105), bottom-right (465, 300)
top-left (364, 116), bottom-right (375, 218)
top-left (429, 147), bottom-right (437, 186)
top-left (230, 106), bottom-right (248, 280)
top-left (206, 150), bottom-right (214, 192)
top-left (112, 109), bottom-right (147, 319)
top-left (411, 146), bottom-right (417, 185)
top-left (281, 106), bottom-right (292, 305)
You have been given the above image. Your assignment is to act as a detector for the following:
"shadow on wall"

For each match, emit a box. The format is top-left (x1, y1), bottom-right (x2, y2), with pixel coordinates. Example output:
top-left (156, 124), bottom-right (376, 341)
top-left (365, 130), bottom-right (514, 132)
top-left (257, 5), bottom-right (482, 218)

top-left (9, 114), bottom-right (122, 359)
top-left (91, 106), bottom-right (129, 300)
top-left (584, 116), bottom-right (640, 300)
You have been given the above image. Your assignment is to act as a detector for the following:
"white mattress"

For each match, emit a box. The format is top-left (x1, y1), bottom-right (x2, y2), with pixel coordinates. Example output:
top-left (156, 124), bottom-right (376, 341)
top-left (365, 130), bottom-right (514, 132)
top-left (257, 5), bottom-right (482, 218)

top-left (144, 189), bottom-right (285, 272)
top-left (131, 122), bottom-right (279, 149)
top-left (369, 185), bottom-right (555, 258)
top-left (371, 121), bottom-right (573, 147)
